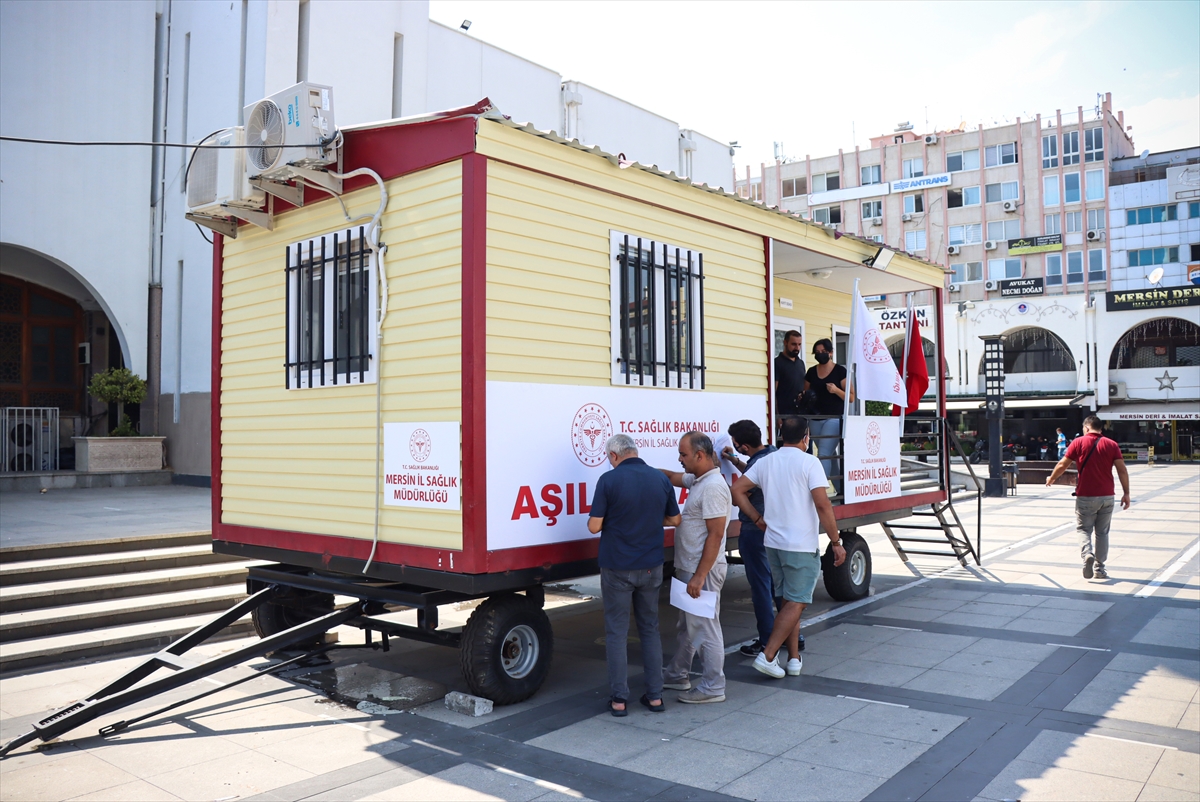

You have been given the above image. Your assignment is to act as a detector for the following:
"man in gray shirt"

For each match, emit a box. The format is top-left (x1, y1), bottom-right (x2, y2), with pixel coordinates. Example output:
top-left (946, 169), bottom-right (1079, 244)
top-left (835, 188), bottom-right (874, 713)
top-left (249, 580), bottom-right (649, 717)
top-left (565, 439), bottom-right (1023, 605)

top-left (659, 431), bottom-right (733, 704)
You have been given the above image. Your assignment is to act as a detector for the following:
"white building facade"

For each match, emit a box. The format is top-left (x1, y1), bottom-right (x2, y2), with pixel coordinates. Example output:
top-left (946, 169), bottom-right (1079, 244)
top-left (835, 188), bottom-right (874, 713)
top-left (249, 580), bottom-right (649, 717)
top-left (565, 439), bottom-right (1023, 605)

top-left (740, 99), bottom-right (1199, 459)
top-left (1, 0), bottom-right (733, 481)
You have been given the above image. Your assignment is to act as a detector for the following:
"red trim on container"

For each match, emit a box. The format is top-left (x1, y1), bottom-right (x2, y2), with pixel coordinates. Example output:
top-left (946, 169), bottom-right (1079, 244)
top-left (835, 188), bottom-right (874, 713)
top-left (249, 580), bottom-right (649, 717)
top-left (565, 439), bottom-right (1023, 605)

top-left (211, 233), bottom-right (224, 537)
top-left (460, 151), bottom-right (488, 573)
top-left (215, 524), bottom-right (462, 571)
top-left (763, 235), bottom-right (774, 443)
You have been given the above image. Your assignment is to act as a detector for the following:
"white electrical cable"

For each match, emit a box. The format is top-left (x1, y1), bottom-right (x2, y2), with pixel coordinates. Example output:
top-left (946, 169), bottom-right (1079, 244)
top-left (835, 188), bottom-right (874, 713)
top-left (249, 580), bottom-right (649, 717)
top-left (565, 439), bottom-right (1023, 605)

top-left (319, 166), bottom-right (390, 574)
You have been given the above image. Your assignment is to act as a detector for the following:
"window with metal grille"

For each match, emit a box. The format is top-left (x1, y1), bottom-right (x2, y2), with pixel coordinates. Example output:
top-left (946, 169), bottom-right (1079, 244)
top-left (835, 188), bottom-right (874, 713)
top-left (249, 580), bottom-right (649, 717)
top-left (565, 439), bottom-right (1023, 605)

top-left (610, 232), bottom-right (705, 389)
top-left (285, 227), bottom-right (376, 389)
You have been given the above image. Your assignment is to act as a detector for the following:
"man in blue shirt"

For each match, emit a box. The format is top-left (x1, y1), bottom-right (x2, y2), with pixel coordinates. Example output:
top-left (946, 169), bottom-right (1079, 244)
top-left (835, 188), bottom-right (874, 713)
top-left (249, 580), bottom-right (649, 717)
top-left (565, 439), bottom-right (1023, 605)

top-left (719, 420), bottom-right (780, 657)
top-left (588, 434), bottom-right (682, 716)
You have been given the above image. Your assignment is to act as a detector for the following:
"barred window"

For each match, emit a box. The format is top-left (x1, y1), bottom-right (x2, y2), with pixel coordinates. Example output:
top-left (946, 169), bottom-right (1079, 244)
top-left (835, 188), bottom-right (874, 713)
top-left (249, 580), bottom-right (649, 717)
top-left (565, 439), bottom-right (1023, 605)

top-left (285, 227), bottom-right (376, 389)
top-left (610, 232), bottom-right (705, 389)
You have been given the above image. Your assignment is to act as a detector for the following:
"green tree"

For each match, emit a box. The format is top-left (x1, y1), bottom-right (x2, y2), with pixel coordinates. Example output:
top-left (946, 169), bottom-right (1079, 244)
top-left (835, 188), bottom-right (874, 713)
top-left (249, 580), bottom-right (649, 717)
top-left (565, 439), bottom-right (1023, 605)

top-left (87, 368), bottom-right (146, 437)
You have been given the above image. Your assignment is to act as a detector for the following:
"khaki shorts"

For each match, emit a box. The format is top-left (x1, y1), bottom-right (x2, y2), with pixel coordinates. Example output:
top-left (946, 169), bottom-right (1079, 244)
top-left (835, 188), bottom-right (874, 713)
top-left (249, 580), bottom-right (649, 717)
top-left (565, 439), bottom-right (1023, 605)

top-left (766, 547), bottom-right (821, 604)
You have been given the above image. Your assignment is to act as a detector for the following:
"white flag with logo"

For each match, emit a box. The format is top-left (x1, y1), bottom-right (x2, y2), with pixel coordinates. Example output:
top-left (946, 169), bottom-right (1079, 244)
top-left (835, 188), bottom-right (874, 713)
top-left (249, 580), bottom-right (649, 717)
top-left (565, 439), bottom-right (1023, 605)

top-left (849, 283), bottom-right (907, 406)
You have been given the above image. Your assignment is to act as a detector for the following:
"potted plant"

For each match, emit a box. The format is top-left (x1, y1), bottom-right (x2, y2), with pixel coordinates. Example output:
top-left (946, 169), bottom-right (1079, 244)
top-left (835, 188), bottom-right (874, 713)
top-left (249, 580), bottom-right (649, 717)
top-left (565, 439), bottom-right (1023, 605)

top-left (73, 368), bottom-right (165, 472)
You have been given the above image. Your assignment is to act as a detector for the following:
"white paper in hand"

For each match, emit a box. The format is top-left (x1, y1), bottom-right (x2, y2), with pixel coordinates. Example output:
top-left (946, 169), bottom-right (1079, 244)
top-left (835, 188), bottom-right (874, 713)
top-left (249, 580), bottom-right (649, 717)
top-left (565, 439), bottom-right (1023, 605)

top-left (670, 577), bottom-right (718, 619)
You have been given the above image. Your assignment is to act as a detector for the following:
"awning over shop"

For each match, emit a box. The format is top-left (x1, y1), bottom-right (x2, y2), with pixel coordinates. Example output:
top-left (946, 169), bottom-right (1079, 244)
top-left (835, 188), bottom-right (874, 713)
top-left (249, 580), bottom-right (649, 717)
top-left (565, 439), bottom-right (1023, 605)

top-left (1099, 403), bottom-right (1200, 421)
top-left (923, 396), bottom-right (1085, 412)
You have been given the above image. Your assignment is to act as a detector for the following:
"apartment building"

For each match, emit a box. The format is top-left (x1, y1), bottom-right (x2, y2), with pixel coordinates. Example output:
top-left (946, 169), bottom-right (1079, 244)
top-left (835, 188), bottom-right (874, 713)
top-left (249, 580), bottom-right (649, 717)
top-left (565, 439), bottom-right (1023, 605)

top-left (739, 96), bottom-right (1199, 459)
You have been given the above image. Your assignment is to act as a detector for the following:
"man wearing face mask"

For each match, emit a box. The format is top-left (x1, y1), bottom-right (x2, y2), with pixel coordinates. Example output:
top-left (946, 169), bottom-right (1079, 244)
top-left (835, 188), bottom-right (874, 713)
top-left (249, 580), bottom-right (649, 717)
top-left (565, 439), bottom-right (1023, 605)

top-left (774, 331), bottom-right (806, 417)
top-left (804, 338), bottom-right (850, 495)
top-left (719, 420), bottom-right (779, 658)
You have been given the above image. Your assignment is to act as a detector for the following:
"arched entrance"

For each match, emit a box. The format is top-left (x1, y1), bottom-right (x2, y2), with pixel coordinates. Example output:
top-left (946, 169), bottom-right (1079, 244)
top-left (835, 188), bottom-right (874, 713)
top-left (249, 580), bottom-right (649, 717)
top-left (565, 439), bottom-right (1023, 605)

top-left (983, 327), bottom-right (1076, 375)
top-left (1108, 318), bottom-right (1200, 369)
top-left (0, 277), bottom-right (86, 411)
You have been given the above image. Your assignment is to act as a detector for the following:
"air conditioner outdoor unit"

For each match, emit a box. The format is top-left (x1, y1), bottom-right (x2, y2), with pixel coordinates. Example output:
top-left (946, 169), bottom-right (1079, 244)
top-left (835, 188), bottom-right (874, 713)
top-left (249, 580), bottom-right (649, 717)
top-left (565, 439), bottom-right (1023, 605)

top-left (1, 407), bottom-right (58, 473)
top-left (985, 279), bottom-right (1001, 291)
top-left (984, 240), bottom-right (998, 251)
top-left (186, 127), bottom-right (265, 217)
top-left (902, 213), bottom-right (913, 222)
top-left (948, 283), bottom-right (962, 293)
top-left (947, 245), bottom-right (961, 255)
top-left (1109, 381), bottom-right (1127, 400)
top-left (870, 217), bottom-right (883, 227)
top-left (924, 134), bottom-right (938, 145)
top-left (1087, 229), bottom-right (1102, 241)
top-left (243, 82), bottom-right (336, 181)
top-left (1002, 199), bottom-right (1019, 213)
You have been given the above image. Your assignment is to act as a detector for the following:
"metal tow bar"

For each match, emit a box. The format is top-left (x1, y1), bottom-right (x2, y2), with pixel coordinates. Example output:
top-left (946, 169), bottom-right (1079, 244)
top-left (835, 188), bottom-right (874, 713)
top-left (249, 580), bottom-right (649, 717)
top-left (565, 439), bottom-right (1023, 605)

top-left (0, 588), bottom-right (363, 758)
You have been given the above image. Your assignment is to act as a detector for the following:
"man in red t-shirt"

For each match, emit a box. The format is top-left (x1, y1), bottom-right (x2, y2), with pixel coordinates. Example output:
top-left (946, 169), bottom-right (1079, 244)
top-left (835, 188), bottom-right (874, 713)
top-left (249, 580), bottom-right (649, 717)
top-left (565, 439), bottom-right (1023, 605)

top-left (1046, 416), bottom-right (1130, 580)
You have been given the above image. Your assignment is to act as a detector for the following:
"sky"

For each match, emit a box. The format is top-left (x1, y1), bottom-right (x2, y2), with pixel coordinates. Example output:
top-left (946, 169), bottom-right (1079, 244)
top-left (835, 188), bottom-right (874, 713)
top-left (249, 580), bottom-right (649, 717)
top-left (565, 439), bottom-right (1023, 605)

top-left (429, 0), bottom-right (1200, 170)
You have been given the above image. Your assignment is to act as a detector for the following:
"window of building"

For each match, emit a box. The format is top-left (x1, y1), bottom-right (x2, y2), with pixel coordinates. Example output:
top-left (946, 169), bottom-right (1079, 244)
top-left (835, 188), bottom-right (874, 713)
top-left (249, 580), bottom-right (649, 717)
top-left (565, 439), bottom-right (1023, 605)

top-left (862, 200), bottom-right (882, 219)
top-left (1192, 243), bottom-right (1200, 262)
top-left (1087, 208), bottom-right (1105, 231)
top-left (903, 158), bottom-right (924, 178)
top-left (946, 149), bottom-right (980, 172)
top-left (985, 181), bottom-right (1019, 203)
top-left (860, 165), bottom-right (882, 186)
top-left (1128, 247), bottom-right (1180, 266)
top-left (1087, 249), bottom-right (1105, 282)
top-left (1084, 127), bottom-right (1104, 162)
top-left (988, 258), bottom-right (1021, 280)
top-left (748, 182), bottom-right (763, 202)
top-left (1064, 172), bottom-right (1081, 204)
top-left (984, 142), bottom-right (1018, 167)
top-left (952, 262), bottom-right (984, 283)
top-left (949, 224), bottom-right (982, 245)
top-left (811, 205), bottom-right (842, 225)
top-left (1066, 211), bottom-right (1083, 233)
top-left (988, 219), bottom-right (1021, 241)
top-left (869, 234), bottom-right (883, 243)
top-left (1066, 251), bottom-right (1083, 284)
top-left (285, 228), bottom-right (377, 390)
top-left (1043, 175), bottom-right (1060, 206)
top-left (905, 230), bottom-right (927, 252)
top-left (904, 193), bottom-right (924, 214)
top-left (811, 172), bottom-right (840, 193)
top-left (1044, 213), bottom-right (1061, 235)
top-left (1125, 205), bottom-right (1178, 225)
top-left (1046, 253), bottom-right (1062, 286)
top-left (1062, 130), bottom-right (1080, 165)
top-left (611, 233), bottom-right (705, 389)
top-left (1191, 201), bottom-right (1200, 218)
top-left (998, 328), bottom-right (1076, 373)
top-left (1109, 319), bottom-right (1200, 369)
top-left (1085, 169), bottom-right (1104, 201)
top-left (782, 176), bottom-right (807, 198)
top-left (1042, 134), bottom-right (1058, 168)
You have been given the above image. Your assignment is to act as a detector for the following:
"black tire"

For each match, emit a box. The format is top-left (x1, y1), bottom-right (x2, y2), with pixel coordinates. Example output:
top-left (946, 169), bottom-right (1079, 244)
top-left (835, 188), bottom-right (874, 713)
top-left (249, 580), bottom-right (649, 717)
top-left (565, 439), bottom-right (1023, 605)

top-left (247, 579), bottom-right (335, 646)
top-left (822, 531), bottom-right (871, 601)
top-left (460, 593), bottom-right (553, 705)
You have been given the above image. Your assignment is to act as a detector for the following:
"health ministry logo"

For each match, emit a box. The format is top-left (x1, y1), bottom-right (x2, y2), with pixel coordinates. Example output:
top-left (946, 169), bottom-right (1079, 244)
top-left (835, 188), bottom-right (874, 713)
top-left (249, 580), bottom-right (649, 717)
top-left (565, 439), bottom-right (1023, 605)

top-left (866, 421), bottom-right (883, 456)
top-left (409, 428), bottom-right (432, 462)
top-left (571, 404), bottom-right (613, 467)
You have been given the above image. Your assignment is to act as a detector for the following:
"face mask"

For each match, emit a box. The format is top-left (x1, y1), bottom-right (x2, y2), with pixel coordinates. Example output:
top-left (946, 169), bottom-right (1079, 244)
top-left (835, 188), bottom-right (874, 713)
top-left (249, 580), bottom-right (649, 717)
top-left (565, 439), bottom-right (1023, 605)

top-left (814, 352), bottom-right (831, 364)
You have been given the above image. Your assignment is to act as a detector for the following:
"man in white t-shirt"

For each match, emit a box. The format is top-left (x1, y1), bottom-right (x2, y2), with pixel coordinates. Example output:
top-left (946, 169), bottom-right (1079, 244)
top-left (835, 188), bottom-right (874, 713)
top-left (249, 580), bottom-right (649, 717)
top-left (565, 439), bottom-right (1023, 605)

top-left (732, 416), bottom-right (844, 678)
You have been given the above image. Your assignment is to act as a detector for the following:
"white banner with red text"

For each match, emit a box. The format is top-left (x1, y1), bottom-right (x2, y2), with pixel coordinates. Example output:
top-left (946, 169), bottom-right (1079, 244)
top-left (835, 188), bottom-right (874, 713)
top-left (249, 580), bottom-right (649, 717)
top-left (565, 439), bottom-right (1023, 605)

top-left (843, 415), bottom-right (901, 502)
top-left (486, 381), bottom-right (765, 551)
top-left (382, 421), bottom-right (462, 510)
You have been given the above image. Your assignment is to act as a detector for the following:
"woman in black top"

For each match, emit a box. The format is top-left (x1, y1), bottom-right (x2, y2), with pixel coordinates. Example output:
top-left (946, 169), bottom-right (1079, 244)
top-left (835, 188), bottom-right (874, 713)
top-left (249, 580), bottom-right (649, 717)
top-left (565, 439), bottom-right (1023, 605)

top-left (803, 338), bottom-right (849, 493)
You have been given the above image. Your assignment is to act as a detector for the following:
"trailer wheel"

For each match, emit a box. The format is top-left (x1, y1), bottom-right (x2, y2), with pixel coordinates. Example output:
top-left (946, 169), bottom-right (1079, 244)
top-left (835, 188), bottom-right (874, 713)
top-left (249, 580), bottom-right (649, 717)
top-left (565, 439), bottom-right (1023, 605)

top-left (461, 593), bottom-right (553, 705)
top-left (247, 579), bottom-right (335, 646)
top-left (821, 531), bottom-right (871, 601)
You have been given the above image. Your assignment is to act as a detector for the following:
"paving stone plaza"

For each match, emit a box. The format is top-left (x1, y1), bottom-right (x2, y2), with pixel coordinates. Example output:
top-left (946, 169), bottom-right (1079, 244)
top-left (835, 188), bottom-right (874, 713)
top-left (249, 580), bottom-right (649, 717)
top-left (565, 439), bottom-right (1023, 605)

top-left (0, 463), bottom-right (1197, 801)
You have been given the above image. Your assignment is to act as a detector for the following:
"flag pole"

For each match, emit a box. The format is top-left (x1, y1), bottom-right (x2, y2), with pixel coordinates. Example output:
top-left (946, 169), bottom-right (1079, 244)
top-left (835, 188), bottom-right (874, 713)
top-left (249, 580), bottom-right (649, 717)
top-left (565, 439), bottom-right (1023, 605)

top-left (844, 279), bottom-right (858, 454)
top-left (899, 292), bottom-right (913, 434)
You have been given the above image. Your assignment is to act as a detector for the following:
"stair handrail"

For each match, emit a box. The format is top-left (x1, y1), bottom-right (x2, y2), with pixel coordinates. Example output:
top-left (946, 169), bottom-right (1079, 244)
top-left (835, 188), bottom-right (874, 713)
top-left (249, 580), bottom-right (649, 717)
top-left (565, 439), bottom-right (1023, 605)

top-left (944, 424), bottom-right (983, 563)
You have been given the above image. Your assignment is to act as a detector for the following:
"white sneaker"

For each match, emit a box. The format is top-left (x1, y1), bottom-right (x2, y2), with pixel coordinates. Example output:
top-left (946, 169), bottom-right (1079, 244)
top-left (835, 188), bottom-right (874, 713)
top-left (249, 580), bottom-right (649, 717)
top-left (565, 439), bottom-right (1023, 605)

top-left (786, 656), bottom-right (803, 676)
top-left (753, 651), bottom-right (785, 679)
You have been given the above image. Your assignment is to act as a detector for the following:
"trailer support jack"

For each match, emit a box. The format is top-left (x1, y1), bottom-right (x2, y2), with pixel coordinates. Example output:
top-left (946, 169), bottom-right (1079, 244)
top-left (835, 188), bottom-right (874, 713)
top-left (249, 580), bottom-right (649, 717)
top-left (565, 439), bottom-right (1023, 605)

top-left (0, 587), bottom-right (363, 758)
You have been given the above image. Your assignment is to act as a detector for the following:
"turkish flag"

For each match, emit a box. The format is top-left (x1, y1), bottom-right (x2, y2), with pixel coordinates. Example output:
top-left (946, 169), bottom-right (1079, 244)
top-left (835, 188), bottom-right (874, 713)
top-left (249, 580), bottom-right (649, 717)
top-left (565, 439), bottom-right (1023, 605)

top-left (892, 315), bottom-right (930, 416)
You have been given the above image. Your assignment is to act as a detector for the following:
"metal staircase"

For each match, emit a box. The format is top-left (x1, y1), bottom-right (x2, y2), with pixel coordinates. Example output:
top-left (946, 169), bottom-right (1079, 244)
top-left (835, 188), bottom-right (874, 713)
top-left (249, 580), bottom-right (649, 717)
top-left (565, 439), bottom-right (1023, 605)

top-left (881, 424), bottom-right (983, 568)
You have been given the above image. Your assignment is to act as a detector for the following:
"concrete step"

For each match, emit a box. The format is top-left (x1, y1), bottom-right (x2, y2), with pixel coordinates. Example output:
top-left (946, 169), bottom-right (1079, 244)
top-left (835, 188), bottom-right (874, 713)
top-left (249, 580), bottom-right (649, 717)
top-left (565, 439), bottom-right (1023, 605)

top-left (0, 611), bottom-right (255, 674)
top-left (0, 584), bottom-right (247, 642)
top-left (0, 544), bottom-right (239, 585)
top-left (0, 531), bottom-right (213, 563)
top-left (0, 560), bottom-right (265, 613)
